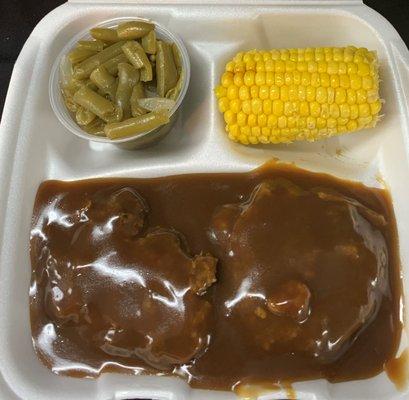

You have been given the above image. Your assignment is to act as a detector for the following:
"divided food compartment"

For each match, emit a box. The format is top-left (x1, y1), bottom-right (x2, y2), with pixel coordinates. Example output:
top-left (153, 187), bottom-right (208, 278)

top-left (1, 1), bottom-right (409, 399)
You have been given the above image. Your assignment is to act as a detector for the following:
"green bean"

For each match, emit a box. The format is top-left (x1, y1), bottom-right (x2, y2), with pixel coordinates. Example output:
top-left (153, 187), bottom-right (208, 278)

top-left (62, 88), bottom-right (79, 113)
top-left (117, 21), bottom-right (154, 40)
top-left (130, 82), bottom-right (148, 117)
top-left (73, 86), bottom-right (122, 123)
top-left (172, 43), bottom-right (182, 73)
top-left (77, 40), bottom-right (105, 52)
top-left (142, 30), bottom-right (156, 54)
top-left (73, 41), bottom-right (125, 80)
top-left (156, 41), bottom-right (178, 97)
top-left (122, 41), bottom-right (152, 82)
top-left (90, 66), bottom-right (118, 100)
top-left (104, 110), bottom-right (169, 139)
top-left (137, 97), bottom-right (175, 112)
top-left (90, 27), bottom-right (120, 43)
top-left (101, 53), bottom-right (128, 75)
top-left (116, 63), bottom-right (140, 119)
top-left (166, 69), bottom-right (184, 101)
top-left (76, 107), bottom-right (96, 126)
top-left (82, 117), bottom-right (106, 136)
top-left (68, 48), bottom-right (97, 64)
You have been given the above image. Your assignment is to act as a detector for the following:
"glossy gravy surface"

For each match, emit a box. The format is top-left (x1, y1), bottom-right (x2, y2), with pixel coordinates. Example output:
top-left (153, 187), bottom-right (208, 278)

top-left (30, 164), bottom-right (402, 391)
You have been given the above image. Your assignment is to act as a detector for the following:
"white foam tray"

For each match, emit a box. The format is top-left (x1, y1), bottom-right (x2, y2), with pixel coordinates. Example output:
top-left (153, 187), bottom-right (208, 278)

top-left (1, 0), bottom-right (409, 399)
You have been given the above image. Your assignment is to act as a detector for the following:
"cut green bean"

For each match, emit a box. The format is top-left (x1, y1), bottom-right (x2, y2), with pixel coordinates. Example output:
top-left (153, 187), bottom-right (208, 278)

top-left (101, 53), bottom-right (128, 75)
top-left (156, 41), bottom-right (178, 97)
top-left (117, 21), bottom-right (154, 40)
top-left (82, 117), bottom-right (106, 136)
top-left (90, 27), bottom-right (120, 43)
top-left (137, 97), bottom-right (175, 112)
top-left (116, 63), bottom-right (140, 118)
top-left (104, 110), bottom-right (169, 139)
top-left (77, 40), bottom-right (105, 52)
top-left (90, 66), bottom-right (118, 100)
top-left (62, 88), bottom-right (79, 113)
top-left (142, 30), bottom-right (157, 54)
top-left (130, 82), bottom-right (148, 117)
top-left (172, 42), bottom-right (182, 73)
top-left (122, 41), bottom-right (152, 81)
top-left (68, 48), bottom-right (97, 64)
top-left (76, 107), bottom-right (96, 126)
top-left (73, 86), bottom-right (122, 123)
top-left (166, 69), bottom-right (184, 101)
top-left (73, 41), bottom-right (125, 80)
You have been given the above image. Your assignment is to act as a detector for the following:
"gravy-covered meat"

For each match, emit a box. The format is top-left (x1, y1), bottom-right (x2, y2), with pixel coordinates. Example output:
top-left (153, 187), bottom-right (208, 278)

top-left (30, 163), bottom-right (402, 390)
top-left (209, 179), bottom-right (388, 362)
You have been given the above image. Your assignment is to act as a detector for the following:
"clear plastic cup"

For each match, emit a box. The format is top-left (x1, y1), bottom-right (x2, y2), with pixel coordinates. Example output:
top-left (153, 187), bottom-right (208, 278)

top-left (49, 17), bottom-right (190, 150)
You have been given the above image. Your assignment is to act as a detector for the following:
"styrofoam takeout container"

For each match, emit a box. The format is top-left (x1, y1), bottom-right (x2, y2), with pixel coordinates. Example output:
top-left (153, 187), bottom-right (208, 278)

top-left (1, 0), bottom-right (409, 399)
top-left (49, 17), bottom-right (191, 150)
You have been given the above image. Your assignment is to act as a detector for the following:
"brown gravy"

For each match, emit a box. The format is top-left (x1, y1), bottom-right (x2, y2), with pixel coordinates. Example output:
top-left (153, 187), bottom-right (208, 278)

top-left (29, 163), bottom-right (403, 392)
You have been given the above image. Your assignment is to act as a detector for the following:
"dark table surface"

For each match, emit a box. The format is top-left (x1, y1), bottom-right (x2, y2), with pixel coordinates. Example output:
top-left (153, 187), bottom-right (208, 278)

top-left (0, 0), bottom-right (408, 119)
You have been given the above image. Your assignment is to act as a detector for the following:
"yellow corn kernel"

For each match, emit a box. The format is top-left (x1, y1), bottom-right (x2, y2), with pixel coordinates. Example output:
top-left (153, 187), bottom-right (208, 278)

top-left (221, 72), bottom-right (234, 87)
top-left (262, 126), bottom-right (271, 137)
top-left (256, 61), bottom-right (265, 72)
top-left (244, 71), bottom-right (255, 86)
top-left (214, 85), bottom-right (227, 98)
top-left (242, 99), bottom-right (252, 114)
top-left (367, 89), bottom-right (379, 103)
top-left (248, 135), bottom-right (259, 144)
top-left (254, 52), bottom-right (263, 62)
top-left (238, 133), bottom-right (250, 144)
top-left (333, 48), bottom-right (343, 62)
top-left (311, 73), bottom-right (320, 87)
top-left (248, 113), bottom-right (257, 127)
top-left (224, 110), bottom-right (236, 124)
top-left (357, 62), bottom-right (370, 76)
top-left (275, 60), bottom-right (285, 73)
top-left (344, 48), bottom-right (354, 62)
top-left (287, 116), bottom-right (297, 128)
top-left (230, 99), bottom-right (241, 113)
top-left (266, 71), bottom-right (274, 85)
top-left (270, 85), bottom-right (280, 100)
top-left (307, 61), bottom-right (318, 73)
top-left (350, 104), bottom-right (359, 119)
top-left (234, 61), bottom-right (245, 73)
top-left (218, 97), bottom-right (229, 113)
top-left (362, 76), bottom-right (373, 90)
top-left (298, 86), bottom-right (306, 101)
top-left (321, 103), bottom-right (330, 118)
top-left (239, 85), bottom-right (250, 100)
top-left (306, 86), bottom-right (316, 102)
top-left (306, 116), bottom-right (316, 129)
top-left (359, 103), bottom-right (371, 118)
top-left (317, 61), bottom-right (327, 73)
top-left (275, 72), bottom-right (284, 86)
top-left (240, 125), bottom-right (251, 135)
top-left (233, 72), bottom-right (244, 86)
top-left (278, 115), bottom-right (287, 128)
top-left (281, 86), bottom-right (290, 101)
top-left (237, 111), bottom-right (247, 126)
top-left (251, 98), bottom-right (263, 114)
top-left (347, 62), bottom-right (358, 74)
top-left (330, 103), bottom-right (340, 118)
top-left (347, 120), bottom-right (358, 131)
top-left (335, 88), bottom-right (347, 103)
top-left (317, 117), bottom-right (326, 129)
top-left (327, 117), bottom-right (337, 129)
top-left (242, 53), bottom-right (253, 63)
top-left (280, 50), bottom-right (289, 61)
top-left (251, 126), bottom-right (261, 137)
top-left (327, 87), bottom-right (335, 104)
top-left (267, 114), bottom-right (278, 127)
top-left (273, 99), bottom-right (284, 116)
top-left (356, 89), bottom-right (367, 104)
top-left (284, 101), bottom-right (295, 116)
top-left (316, 87), bottom-right (327, 104)
top-left (320, 73), bottom-right (330, 87)
top-left (310, 102), bottom-right (321, 117)
top-left (270, 49), bottom-right (280, 60)
top-left (370, 99), bottom-right (382, 115)
top-left (288, 85), bottom-right (297, 101)
top-left (286, 60), bottom-right (296, 72)
top-left (250, 85), bottom-right (259, 99)
top-left (358, 116), bottom-right (373, 127)
top-left (350, 74), bottom-right (362, 90)
top-left (263, 99), bottom-right (272, 115)
top-left (297, 117), bottom-right (307, 129)
top-left (259, 85), bottom-right (270, 100)
top-left (265, 59), bottom-right (275, 72)
top-left (340, 103), bottom-right (350, 118)
top-left (293, 71), bottom-right (301, 85)
top-left (327, 61), bottom-right (339, 75)
top-left (227, 85), bottom-right (239, 100)
top-left (337, 117), bottom-right (349, 126)
top-left (228, 124), bottom-right (239, 136)
top-left (226, 61), bottom-right (235, 72)
top-left (347, 89), bottom-right (357, 105)
top-left (255, 71), bottom-right (266, 85)
top-left (339, 62), bottom-right (347, 74)
top-left (339, 74), bottom-right (350, 89)
top-left (246, 59), bottom-right (256, 71)
top-left (301, 72), bottom-right (311, 86)
top-left (315, 50), bottom-right (325, 62)
top-left (284, 72), bottom-right (293, 85)
top-left (300, 101), bottom-right (309, 116)
top-left (258, 114), bottom-right (267, 127)
top-left (297, 61), bottom-right (308, 72)
top-left (330, 75), bottom-right (340, 88)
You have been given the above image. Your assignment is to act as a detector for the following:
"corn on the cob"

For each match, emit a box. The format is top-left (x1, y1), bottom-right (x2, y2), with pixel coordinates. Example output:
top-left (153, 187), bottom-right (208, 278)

top-left (214, 46), bottom-right (381, 145)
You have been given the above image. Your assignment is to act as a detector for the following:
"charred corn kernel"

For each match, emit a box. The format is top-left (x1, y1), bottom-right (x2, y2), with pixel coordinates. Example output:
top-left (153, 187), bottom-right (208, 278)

top-left (227, 85), bottom-right (239, 100)
top-left (230, 99), bottom-right (241, 113)
top-left (239, 86), bottom-right (250, 100)
top-left (215, 46), bottom-right (381, 144)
